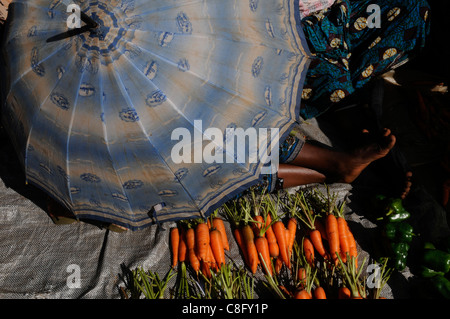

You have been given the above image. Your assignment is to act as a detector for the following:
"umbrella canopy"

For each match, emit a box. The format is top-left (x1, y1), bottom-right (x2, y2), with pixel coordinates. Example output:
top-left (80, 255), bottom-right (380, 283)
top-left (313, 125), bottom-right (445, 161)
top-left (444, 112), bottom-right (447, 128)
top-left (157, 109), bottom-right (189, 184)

top-left (1, 0), bottom-right (310, 230)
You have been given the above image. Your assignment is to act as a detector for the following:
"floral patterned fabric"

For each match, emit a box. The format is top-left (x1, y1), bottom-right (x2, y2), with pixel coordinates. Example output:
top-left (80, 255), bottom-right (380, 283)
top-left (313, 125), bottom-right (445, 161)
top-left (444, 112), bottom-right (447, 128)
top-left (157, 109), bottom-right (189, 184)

top-left (299, 0), bottom-right (431, 119)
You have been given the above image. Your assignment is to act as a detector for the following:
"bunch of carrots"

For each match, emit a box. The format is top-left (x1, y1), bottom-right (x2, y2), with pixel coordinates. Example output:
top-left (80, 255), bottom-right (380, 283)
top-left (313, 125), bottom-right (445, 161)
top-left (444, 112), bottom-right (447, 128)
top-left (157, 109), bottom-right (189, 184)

top-left (260, 189), bottom-right (373, 299)
top-left (222, 192), bottom-right (298, 277)
top-left (273, 240), bottom-right (325, 299)
top-left (263, 234), bottom-right (332, 299)
top-left (170, 212), bottom-right (230, 279)
top-left (289, 247), bottom-right (365, 299)
top-left (294, 190), bottom-right (358, 268)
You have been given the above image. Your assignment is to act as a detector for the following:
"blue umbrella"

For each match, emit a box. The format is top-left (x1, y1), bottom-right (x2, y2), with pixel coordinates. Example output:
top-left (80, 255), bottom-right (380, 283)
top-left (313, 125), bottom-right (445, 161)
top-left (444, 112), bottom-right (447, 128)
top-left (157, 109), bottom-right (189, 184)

top-left (1, 0), bottom-right (310, 230)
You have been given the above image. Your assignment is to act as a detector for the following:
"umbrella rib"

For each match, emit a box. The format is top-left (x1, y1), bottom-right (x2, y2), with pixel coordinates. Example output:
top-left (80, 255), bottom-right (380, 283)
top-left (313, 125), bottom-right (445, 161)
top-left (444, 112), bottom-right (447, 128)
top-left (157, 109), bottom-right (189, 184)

top-left (64, 34), bottom-right (105, 210)
top-left (23, 35), bottom-right (87, 207)
top-left (64, 61), bottom-right (87, 208)
top-left (22, 45), bottom-right (87, 193)
top-left (97, 70), bottom-right (136, 218)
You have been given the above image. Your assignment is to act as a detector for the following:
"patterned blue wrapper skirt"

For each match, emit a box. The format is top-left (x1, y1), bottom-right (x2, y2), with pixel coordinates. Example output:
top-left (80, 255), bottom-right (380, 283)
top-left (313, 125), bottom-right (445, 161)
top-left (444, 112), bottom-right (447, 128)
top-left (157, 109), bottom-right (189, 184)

top-left (299, 0), bottom-right (431, 119)
top-left (259, 0), bottom-right (431, 193)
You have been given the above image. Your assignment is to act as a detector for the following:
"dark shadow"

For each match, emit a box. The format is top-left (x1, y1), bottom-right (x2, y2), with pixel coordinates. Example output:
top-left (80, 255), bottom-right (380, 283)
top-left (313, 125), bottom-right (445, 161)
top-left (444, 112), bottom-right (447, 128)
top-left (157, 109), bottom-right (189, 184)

top-left (0, 14), bottom-right (51, 216)
top-left (0, 124), bottom-right (49, 212)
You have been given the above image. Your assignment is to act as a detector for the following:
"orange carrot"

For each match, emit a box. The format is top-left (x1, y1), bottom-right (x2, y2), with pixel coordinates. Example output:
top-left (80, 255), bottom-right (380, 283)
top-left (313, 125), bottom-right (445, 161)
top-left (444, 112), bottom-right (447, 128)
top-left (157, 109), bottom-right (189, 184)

top-left (264, 214), bottom-right (279, 258)
top-left (204, 246), bottom-right (215, 278)
top-left (303, 237), bottom-right (315, 265)
top-left (186, 228), bottom-right (200, 273)
top-left (314, 218), bottom-right (328, 241)
top-left (185, 227), bottom-right (195, 252)
top-left (314, 286), bottom-right (326, 299)
top-left (285, 227), bottom-right (289, 241)
top-left (252, 215), bottom-right (265, 237)
top-left (338, 286), bottom-right (351, 299)
top-left (195, 222), bottom-right (210, 261)
top-left (294, 289), bottom-right (312, 299)
top-left (201, 259), bottom-right (211, 278)
top-left (208, 243), bottom-right (218, 271)
top-left (212, 217), bottom-right (229, 250)
top-left (189, 250), bottom-right (200, 273)
top-left (345, 222), bottom-right (358, 267)
top-left (178, 227), bottom-right (188, 263)
top-left (285, 228), bottom-right (290, 259)
top-left (279, 285), bottom-right (293, 298)
top-left (272, 220), bottom-right (290, 268)
top-left (337, 216), bottom-right (350, 263)
top-left (297, 267), bottom-right (307, 288)
top-left (287, 217), bottom-right (297, 259)
top-left (309, 229), bottom-right (327, 258)
top-left (210, 228), bottom-right (225, 269)
top-left (170, 227), bottom-right (179, 269)
top-left (234, 227), bottom-right (249, 265)
top-left (207, 245), bottom-right (214, 268)
top-left (241, 225), bottom-right (259, 274)
top-left (275, 257), bottom-right (283, 274)
top-left (265, 213), bottom-right (273, 226)
top-left (325, 214), bottom-right (340, 265)
top-left (349, 288), bottom-right (363, 299)
top-left (255, 236), bottom-right (272, 275)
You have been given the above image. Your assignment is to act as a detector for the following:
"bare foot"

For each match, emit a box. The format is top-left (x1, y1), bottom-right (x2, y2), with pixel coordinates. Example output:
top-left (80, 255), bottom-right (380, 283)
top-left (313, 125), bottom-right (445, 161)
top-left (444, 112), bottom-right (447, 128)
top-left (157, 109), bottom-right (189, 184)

top-left (335, 128), bottom-right (396, 184)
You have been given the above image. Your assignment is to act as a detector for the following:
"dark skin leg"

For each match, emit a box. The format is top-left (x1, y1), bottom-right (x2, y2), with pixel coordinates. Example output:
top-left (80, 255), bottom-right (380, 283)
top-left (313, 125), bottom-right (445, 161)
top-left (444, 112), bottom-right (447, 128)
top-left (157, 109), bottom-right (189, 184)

top-left (278, 128), bottom-right (400, 190)
top-left (278, 164), bottom-right (326, 188)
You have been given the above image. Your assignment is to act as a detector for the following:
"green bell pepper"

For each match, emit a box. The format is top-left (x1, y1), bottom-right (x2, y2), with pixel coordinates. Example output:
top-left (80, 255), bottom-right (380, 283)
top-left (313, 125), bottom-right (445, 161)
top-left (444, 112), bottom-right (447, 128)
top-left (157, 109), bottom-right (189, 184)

top-left (390, 242), bottom-right (410, 271)
top-left (391, 242), bottom-right (409, 257)
top-left (383, 222), bottom-right (397, 240)
top-left (396, 222), bottom-right (414, 243)
top-left (376, 196), bottom-right (414, 272)
top-left (376, 197), bottom-right (410, 223)
top-left (420, 265), bottom-right (445, 278)
top-left (383, 222), bottom-right (414, 243)
top-left (423, 249), bottom-right (450, 274)
top-left (431, 275), bottom-right (450, 299)
top-left (385, 208), bottom-right (410, 223)
top-left (393, 258), bottom-right (407, 271)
